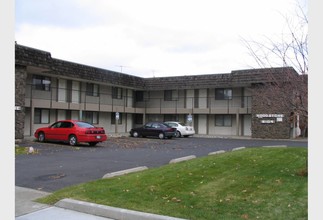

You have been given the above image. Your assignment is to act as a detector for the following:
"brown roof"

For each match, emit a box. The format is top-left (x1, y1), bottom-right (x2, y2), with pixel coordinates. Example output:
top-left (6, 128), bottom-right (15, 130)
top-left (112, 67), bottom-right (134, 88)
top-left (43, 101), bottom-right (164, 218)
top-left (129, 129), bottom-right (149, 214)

top-left (15, 44), bottom-right (298, 90)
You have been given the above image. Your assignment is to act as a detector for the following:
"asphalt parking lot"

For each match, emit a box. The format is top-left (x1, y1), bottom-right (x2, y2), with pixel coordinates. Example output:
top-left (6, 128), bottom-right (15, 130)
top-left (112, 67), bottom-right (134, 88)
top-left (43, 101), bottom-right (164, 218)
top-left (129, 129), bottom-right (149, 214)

top-left (15, 136), bottom-right (307, 192)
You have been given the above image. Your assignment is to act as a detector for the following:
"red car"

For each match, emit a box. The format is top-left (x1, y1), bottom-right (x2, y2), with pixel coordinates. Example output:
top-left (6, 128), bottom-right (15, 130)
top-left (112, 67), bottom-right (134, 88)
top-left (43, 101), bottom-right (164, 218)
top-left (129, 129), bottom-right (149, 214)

top-left (34, 120), bottom-right (107, 146)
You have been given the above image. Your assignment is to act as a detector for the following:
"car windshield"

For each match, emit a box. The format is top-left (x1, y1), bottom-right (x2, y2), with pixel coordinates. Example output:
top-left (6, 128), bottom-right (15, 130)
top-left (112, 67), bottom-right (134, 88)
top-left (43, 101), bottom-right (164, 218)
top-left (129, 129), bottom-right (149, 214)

top-left (76, 121), bottom-right (95, 128)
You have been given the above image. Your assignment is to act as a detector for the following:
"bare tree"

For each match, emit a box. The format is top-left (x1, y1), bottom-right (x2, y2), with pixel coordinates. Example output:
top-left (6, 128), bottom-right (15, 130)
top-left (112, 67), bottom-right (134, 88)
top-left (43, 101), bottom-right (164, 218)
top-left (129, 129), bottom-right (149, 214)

top-left (242, 0), bottom-right (308, 74)
top-left (242, 0), bottom-right (308, 137)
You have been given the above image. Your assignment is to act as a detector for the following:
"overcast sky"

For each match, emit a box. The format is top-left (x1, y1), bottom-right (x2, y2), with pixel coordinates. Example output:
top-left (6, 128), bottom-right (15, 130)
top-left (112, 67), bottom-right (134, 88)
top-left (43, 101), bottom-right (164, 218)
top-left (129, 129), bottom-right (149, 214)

top-left (15, 0), bottom-right (307, 78)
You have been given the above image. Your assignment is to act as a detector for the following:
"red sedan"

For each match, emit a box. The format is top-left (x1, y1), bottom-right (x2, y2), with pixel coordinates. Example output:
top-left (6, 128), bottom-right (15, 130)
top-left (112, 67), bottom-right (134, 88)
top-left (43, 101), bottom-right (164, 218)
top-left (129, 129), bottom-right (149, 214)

top-left (34, 120), bottom-right (107, 146)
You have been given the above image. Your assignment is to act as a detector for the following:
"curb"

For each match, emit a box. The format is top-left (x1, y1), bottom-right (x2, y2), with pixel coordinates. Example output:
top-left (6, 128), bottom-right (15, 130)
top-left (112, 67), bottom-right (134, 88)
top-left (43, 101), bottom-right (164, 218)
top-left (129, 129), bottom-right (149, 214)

top-left (55, 198), bottom-right (187, 220)
top-left (231, 147), bottom-right (246, 151)
top-left (208, 150), bottom-right (226, 155)
top-left (262, 145), bottom-right (287, 148)
top-left (102, 166), bottom-right (148, 179)
top-left (169, 155), bottom-right (196, 164)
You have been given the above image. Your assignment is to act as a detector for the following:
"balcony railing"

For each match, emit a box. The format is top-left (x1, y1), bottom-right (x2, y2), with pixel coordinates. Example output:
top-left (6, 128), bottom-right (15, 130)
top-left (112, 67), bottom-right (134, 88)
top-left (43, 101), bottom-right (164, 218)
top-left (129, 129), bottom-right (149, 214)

top-left (24, 84), bottom-right (252, 114)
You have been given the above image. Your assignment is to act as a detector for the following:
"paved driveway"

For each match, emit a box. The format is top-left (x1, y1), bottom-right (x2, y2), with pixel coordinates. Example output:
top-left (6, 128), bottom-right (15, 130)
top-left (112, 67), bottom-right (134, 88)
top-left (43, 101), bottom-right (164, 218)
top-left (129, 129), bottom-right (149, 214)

top-left (16, 136), bottom-right (307, 192)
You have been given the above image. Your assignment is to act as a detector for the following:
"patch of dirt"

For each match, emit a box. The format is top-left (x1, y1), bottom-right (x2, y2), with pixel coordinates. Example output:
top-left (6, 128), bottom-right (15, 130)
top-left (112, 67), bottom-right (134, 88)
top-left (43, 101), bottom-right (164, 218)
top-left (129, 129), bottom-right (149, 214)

top-left (106, 136), bottom-right (170, 149)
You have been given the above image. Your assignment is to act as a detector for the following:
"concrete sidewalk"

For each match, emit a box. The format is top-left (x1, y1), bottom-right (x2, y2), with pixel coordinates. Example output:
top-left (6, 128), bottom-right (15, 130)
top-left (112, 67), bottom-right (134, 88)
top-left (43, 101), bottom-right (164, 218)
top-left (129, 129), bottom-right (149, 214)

top-left (15, 186), bottom-right (112, 220)
top-left (15, 186), bottom-right (186, 220)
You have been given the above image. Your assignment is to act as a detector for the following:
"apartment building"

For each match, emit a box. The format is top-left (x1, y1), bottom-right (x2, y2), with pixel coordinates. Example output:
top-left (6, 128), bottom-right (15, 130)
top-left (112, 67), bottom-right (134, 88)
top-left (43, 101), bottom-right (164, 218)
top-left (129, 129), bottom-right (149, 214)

top-left (15, 44), bottom-right (300, 140)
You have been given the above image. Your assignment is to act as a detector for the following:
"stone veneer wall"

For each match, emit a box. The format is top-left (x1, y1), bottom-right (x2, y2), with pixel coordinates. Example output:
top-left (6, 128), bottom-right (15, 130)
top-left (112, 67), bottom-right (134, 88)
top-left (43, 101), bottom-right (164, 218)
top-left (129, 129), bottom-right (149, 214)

top-left (251, 114), bottom-right (290, 139)
top-left (251, 84), bottom-right (291, 139)
top-left (15, 65), bottom-right (27, 139)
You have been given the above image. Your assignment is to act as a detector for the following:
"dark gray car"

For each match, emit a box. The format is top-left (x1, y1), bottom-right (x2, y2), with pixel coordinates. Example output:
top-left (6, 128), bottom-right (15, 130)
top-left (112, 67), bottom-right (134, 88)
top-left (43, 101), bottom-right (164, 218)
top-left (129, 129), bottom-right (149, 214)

top-left (130, 122), bottom-right (177, 139)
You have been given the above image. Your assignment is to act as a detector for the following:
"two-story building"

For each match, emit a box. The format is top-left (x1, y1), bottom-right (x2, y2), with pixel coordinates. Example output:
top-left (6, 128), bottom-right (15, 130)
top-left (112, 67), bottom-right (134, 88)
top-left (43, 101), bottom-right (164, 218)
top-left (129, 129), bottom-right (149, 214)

top-left (15, 44), bottom-right (301, 140)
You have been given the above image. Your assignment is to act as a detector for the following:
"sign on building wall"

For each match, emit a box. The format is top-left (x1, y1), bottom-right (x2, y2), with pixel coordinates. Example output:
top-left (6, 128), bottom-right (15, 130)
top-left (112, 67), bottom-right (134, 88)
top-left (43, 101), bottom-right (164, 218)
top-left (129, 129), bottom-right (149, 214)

top-left (115, 112), bottom-right (120, 120)
top-left (256, 114), bottom-right (284, 124)
top-left (187, 114), bottom-right (192, 122)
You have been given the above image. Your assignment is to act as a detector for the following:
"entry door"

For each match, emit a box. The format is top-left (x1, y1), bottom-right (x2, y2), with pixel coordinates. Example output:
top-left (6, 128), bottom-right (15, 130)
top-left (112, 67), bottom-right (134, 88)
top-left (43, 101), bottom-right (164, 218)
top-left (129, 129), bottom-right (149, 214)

top-left (243, 115), bottom-right (251, 136)
top-left (194, 115), bottom-right (199, 134)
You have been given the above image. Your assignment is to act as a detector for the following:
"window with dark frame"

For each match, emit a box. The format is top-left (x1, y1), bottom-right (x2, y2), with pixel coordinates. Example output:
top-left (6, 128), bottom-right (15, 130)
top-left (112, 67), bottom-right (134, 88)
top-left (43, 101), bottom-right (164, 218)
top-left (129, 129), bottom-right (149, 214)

top-left (215, 88), bottom-right (232, 100)
top-left (83, 111), bottom-right (98, 124)
top-left (135, 91), bottom-right (144, 102)
top-left (164, 114), bottom-right (177, 122)
top-left (134, 114), bottom-right (143, 124)
top-left (86, 83), bottom-right (99, 97)
top-left (215, 115), bottom-right (232, 126)
top-left (164, 90), bottom-right (173, 101)
top-left (34, 108), bottom-right (50, 124)
top-left (194, 89), bottom-right (199, 108)
top-left (66, 110), bottom-right (72, 120)
top-left (112, 87), bottom-right (123, 99)
top-left (32, 75), bottom-right (51, 91)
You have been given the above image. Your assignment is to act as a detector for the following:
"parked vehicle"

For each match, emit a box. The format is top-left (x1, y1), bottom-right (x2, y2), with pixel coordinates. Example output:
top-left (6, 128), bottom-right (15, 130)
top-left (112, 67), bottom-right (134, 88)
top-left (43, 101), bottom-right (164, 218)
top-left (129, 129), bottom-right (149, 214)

top-left (164, 121), bottom-right (195, 138)
top-left (34, 120), bottom-right (107, 146)
top-left (130, 122), bottom-right (177, 139)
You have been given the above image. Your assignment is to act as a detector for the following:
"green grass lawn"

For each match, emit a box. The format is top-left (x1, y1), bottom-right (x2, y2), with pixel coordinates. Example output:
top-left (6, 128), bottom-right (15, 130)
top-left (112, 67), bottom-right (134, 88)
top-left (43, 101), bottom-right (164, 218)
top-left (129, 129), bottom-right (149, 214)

top-left (15, 145), bottom-right (39, 155)
top-left (37, 147), bottom-right (307, 220)
top-left (15, 146), bottom-right (28, 155)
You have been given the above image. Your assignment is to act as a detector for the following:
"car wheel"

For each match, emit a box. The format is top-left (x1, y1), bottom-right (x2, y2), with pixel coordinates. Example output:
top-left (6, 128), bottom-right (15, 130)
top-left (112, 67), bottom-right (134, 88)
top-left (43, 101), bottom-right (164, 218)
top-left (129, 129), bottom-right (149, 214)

top-left (158, 132), bottom-right (165, 139)
top-left (175, 130), bottom-right (181, 138)
top-left (69, 135), bottom-right (77, 146)
top-left (89, 142), bottom-right (98, 146)
top-left (133, 131), bottom-right (139, 138)
top-left (38, 132), bottom-right (45, 142)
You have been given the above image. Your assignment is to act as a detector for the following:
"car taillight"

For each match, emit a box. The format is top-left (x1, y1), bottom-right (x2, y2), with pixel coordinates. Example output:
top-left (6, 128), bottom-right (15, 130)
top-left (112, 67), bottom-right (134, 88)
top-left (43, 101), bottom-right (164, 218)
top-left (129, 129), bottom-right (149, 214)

top-left (85, 129), bottom-right (105, 134)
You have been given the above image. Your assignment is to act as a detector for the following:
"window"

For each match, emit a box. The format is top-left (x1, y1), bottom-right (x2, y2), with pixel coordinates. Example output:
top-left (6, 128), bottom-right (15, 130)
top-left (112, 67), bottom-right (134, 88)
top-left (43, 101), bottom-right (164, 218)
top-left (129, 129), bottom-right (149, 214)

top-left (164, 90), bottom-right (173, 101)
top-left (34, 108), bottom-right (50, 124)
top-left (50, 121), bottom-right (73, 128)
top-left (66, 110), bottom-right (72, 120)
top-left (215, 115), bottom-right (232, 126)
top-left (134, 114), bottom-right (143, 124)
top-left (164, 114), bottom-right (177, 122)
top-left (152, 123), bottom-right (161, 128)
top-left (60, 121), bottom-right (73, 128)
top-left (215, 88), bottom-right (232, 100)
top-left (194, 89), bottom-right (199, 108)
top-left (32, 75), bottom-right (51, 91)
top-left (144, 122), bottom-right (153, 128)
top-left (83, 111), bottom-right (98, 124)
top-left (112, 87), bottom-right (123, 99)
top-left (86, 83), bottom-right (99, 97)
top-left (135, 91), bottom-right (144, 102)
top-left (111, 112), bottom-right (122, 124)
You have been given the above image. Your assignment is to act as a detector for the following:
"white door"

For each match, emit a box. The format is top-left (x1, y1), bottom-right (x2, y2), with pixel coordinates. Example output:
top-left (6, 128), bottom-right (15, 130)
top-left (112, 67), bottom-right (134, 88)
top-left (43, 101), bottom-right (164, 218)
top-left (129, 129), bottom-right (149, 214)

top-left (243, 115), bottom-right (251, 136)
